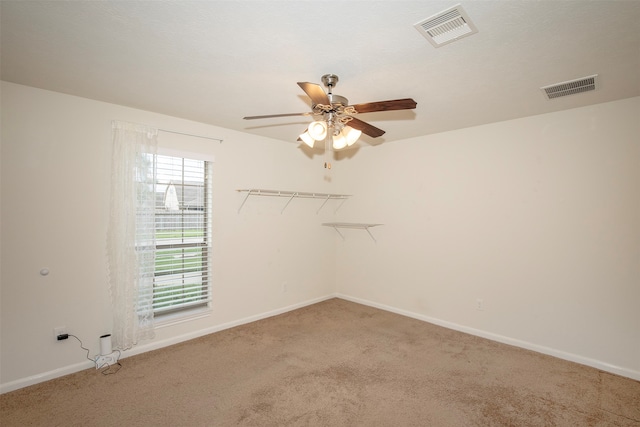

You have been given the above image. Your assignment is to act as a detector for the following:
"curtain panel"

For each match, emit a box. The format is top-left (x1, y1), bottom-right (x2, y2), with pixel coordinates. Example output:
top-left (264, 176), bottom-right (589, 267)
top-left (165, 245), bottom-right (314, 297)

top-left (107, 121), bottom-right (158, 350)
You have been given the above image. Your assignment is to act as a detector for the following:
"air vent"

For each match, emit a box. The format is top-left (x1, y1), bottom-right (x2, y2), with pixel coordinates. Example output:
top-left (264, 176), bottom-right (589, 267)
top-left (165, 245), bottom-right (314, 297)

top-left (414, 4), bottom-right (478, 48)
top-left (540, 74), bottom-right (599, 100)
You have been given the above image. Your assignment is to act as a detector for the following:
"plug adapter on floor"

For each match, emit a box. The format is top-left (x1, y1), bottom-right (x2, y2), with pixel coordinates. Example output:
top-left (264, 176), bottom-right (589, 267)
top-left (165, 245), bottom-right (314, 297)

top-left (95, 352), bottom-right (118, 369)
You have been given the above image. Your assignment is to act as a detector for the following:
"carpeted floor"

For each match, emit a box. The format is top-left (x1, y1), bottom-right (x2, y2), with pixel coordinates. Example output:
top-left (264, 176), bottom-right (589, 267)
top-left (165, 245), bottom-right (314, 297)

top-left (2, 298), bottom-right (639, 426)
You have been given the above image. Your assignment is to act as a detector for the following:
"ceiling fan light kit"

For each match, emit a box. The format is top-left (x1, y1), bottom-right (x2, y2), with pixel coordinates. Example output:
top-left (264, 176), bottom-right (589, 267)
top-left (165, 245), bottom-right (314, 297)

top-left (244, 74), bottom-right (417, 157)
top-left (299, 130), bottom-right (315, 148)
top-left (308, 120), bottom-right (328, 141)
top-left (332, 130), bottom-right (348, 150)
top-left (344, 126), bottom-right (362, 146)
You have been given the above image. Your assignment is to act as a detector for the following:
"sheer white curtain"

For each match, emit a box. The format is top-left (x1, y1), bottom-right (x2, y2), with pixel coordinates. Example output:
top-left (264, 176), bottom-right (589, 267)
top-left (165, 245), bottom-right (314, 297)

top-left (107, 121), bottom-right (158, 350)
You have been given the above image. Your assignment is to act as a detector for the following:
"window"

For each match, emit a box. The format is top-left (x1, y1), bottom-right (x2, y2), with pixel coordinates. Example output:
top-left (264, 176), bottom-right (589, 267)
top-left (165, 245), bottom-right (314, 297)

top-left (146, 154), bottom-right (212, 315)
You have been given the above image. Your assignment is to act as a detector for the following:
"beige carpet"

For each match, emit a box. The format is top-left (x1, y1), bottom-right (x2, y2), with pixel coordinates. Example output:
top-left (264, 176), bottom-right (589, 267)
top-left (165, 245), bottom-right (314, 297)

top-left (2, 298), bottom-right (639, 426)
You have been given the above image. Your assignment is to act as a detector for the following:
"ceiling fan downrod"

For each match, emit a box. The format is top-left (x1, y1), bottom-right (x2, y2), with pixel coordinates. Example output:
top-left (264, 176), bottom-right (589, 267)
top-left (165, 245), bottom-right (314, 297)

top-left (321, 74), bottom-right (339, 93)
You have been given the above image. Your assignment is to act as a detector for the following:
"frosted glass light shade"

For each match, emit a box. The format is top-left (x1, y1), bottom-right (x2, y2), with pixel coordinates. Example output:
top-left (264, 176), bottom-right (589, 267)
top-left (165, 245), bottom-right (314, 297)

top-left (332, 131), bottom-right (347, 150)
top-left (344, 127), bottom-right (362, 146)
top-left (332, 127), bottom-right (361, 150)
top-left (308, 121), bottom-right (328, 140)
top-left (299, 131), bottom-right (315, 148)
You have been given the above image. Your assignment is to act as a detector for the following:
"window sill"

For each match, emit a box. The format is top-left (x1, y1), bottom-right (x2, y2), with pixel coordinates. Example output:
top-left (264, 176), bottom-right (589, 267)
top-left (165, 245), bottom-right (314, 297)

top-left (153, 306), bottom-right (212, 329)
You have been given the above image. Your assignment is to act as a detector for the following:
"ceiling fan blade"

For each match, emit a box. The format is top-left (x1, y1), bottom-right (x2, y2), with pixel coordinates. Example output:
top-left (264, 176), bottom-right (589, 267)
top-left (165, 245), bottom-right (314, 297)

top-left (347, 117), bottom-right (386, 138)
top-left (243, 112), bottom-right (313, 120)
top-left (351, 98), bottom-right (417, 114)
top-left (297, 82), bottom-right (330, 105)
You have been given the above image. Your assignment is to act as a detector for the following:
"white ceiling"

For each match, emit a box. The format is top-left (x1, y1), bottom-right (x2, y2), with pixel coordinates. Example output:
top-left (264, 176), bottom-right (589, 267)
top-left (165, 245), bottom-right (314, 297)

top-left (2, 1), bottom-right (639, 147)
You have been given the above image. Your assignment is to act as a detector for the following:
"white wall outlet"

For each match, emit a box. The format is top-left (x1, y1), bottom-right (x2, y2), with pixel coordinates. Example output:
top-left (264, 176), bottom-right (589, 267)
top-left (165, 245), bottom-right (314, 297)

top-left (476, 299), bottom-right (484, 311)
top-left (54, 327), bottom-right (67, 339)
top-left (95, 352), bottom-right (118, 369)
top-left (282, 282), bottom-right (288, 293)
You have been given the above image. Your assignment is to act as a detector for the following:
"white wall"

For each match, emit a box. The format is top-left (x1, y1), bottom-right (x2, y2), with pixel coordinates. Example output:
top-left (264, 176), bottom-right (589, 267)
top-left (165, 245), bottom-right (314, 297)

top-left (0, 82), bottom-right (341, 391)
top-left (2, 82), bottom-right (638, 392)
top-left (334, 97), bottom-right (640, 379)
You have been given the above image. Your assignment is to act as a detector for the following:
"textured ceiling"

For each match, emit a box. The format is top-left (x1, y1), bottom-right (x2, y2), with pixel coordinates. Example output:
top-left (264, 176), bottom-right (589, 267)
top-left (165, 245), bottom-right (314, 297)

top-left (2, 1), bottom-right (639, 147)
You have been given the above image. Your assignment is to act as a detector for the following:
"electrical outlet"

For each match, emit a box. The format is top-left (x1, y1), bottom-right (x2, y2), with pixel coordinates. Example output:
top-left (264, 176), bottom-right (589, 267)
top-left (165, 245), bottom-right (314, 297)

top-left (54, 327), bottom-right (67, 340)
top-left (476, 299), bottom-right (484, 311)
top-left (282, 282), bottom-right (288, 293)
top-left (95, 352), bottom-right (118, 369)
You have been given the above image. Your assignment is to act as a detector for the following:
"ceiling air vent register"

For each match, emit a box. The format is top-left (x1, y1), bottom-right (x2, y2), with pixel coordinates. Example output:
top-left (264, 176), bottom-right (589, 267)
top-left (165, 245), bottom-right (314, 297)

top-left (540, 75), bottom-right (599, 100)
top-left (414, 4), bottom-right (478, 48)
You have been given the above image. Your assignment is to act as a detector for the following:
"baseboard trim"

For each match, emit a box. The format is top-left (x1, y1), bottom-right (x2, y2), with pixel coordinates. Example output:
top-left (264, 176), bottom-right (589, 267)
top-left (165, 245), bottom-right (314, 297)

top-left (5, 293), bottom-right (636, 394)
top-left (122, 294), bottom-right (336, 360)
top-left (0, 294), bottom-right (336, 394)
top-left (0, 360), bottom-right (95, 395)
top-left (336, 294), bottom-right (640, 382)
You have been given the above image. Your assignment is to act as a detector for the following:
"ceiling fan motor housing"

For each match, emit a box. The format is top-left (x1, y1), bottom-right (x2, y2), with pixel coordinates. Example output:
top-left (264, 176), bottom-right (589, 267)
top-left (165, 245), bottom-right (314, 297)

top-left (326, 93), bottom-right (348, 107)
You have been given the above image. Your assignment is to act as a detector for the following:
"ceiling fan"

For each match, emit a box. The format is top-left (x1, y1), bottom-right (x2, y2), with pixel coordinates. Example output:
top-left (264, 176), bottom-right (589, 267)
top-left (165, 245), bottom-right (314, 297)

top-left (243, 74), bottom-right (417, 150)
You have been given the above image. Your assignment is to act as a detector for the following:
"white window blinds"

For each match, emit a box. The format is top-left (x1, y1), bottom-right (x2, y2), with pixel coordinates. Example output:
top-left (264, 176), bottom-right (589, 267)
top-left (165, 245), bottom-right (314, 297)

top-left (141, 154), bottom-right (212, 315)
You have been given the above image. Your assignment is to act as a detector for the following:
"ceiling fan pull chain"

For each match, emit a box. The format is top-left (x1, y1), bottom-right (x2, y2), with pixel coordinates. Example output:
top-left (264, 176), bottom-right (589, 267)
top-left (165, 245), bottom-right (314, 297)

top-left (324, 137), bottom-right (332, 169)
